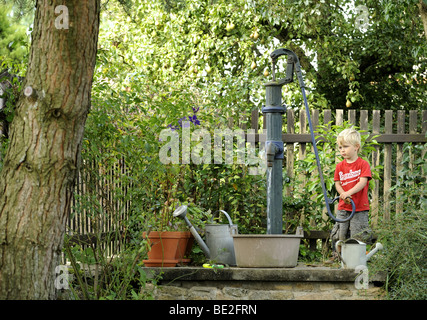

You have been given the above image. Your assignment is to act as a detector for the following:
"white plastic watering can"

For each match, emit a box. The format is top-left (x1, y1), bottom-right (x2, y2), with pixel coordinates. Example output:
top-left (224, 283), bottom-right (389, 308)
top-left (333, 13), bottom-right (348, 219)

top-left (336, 238), bottom-right (383, 269)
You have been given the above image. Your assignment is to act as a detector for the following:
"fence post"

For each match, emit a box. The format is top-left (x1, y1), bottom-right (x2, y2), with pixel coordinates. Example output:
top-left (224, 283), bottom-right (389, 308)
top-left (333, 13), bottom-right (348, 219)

top-left (383, 110), bottom-right (393, 221)
top-left (396, 110), bottom-right (405, 216)
top-left (371, 110), bottom-right (381, 227)
top-left (409, 110), bottom-right (418, 177)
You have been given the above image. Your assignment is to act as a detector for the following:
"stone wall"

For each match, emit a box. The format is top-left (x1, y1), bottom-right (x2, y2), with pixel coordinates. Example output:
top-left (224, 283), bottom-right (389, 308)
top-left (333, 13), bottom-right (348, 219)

top-left (143, 265), bottom-right (386, 300)
top-left (152, 280), bottom-right (384, 300)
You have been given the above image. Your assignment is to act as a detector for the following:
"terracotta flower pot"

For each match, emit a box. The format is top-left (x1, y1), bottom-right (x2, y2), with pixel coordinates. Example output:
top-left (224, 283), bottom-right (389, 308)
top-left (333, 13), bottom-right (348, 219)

top-left (175, 232), bottom-right (194, 266)
top-left (143, 231), bottom-right (193, 267)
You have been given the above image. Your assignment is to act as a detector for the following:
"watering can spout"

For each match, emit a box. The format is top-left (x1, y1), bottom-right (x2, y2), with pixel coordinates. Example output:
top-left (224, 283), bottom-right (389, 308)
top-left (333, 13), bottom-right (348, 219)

top-left (366, 242), bottom-right (383, 261)
top-left (173, 205), bottom-right (211, 258)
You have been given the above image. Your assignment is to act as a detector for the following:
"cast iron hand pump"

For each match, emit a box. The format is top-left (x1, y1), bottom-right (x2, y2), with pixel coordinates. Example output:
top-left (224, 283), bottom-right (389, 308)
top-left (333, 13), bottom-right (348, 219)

top-left (268, 48), bottom-right (355, 223)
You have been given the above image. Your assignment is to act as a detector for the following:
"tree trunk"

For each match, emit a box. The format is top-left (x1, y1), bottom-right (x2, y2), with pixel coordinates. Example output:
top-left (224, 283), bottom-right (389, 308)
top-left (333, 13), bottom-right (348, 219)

top-left (419, 0), bottom-right (427, 41)
top-left (0, 0), bottom-right (100, 299)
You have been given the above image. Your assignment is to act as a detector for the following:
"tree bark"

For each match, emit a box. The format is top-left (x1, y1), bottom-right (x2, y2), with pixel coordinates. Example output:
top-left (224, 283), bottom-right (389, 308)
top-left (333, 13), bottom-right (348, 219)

top-left (419, 0), bottom-right (427, 41)
top-left (0, 0), bottom-right (100, 299)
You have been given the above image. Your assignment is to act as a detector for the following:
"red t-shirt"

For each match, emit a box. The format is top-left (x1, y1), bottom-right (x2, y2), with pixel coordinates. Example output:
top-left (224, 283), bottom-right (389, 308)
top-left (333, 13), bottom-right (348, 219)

top-left (334, 157), bottom-right (372, 211)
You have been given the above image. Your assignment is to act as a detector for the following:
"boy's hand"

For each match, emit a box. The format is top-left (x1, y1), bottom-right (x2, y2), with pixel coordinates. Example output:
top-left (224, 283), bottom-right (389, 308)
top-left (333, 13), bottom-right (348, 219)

top-left (343, 197), bottom-right (352, 204)
top-left (340, 192), bottom-right (352, 204)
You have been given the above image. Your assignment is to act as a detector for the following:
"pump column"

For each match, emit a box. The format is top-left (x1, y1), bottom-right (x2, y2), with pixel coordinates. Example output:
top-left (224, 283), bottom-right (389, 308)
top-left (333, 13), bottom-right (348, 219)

top-left (263, 81), bottom-right (285, 235)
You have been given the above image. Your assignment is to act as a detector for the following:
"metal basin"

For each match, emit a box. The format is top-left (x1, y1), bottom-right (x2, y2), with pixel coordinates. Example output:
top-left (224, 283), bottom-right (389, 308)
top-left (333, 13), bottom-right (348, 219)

top-left (233, 233), bottom-right (303, 268)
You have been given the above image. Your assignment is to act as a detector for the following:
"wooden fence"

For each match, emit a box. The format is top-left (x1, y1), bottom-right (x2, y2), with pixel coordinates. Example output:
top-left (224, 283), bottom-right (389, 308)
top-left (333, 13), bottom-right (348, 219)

top-left (67, 158), bottom-right (131, 257)
top-left (244, 108), bottom-right (426, 226)
top-left (68, 109), bottom-right (426, 254)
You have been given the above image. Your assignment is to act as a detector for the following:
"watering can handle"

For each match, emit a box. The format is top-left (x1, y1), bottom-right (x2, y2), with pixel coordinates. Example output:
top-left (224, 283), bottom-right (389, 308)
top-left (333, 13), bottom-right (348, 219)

top-left (335, 240), bottom-right (344, 263)
top-left (211, 210), bottom-right (234, 226)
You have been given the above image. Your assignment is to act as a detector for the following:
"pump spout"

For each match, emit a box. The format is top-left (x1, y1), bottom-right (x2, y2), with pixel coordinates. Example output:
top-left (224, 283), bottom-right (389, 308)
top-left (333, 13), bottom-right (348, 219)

top-left (265, 141), bottom-right (284, 168)
top-left (366, 242), bottom-right (383, 261)
top-left (173, 205), bottom-right (210, 258)
top-left (266, 142), bottom-right (277, 167)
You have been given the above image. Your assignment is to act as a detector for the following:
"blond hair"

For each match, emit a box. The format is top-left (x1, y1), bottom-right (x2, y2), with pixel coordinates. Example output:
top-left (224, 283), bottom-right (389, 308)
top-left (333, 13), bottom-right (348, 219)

top-left (337, 128), bottom-right (361, 148)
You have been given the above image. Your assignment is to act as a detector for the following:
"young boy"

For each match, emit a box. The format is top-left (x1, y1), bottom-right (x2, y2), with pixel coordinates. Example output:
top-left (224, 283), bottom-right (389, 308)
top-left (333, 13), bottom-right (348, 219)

top-left (328, 128), bottom-right (373, 262)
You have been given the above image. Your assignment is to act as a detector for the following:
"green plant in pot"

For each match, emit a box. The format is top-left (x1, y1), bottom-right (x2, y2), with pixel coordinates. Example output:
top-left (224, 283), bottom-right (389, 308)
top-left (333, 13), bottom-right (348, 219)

top-left (143, 165), bottom-right (195, 267)
top-left (142, 108), bottom-right (212, 267)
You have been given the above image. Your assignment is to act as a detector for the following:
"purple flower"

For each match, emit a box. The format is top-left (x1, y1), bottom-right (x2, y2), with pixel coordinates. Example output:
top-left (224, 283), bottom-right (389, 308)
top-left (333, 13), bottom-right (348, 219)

top-left (167, 107), bottom-right (201, 131)
top-left (189, 114), bottom-right (200, 125)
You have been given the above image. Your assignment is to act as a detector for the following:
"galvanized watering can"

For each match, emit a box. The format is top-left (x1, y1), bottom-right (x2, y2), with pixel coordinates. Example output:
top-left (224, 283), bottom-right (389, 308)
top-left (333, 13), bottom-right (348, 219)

top-left (336, 238), bottom-right (383, 269)
top-left (173, 206), bottom-right (238, 265)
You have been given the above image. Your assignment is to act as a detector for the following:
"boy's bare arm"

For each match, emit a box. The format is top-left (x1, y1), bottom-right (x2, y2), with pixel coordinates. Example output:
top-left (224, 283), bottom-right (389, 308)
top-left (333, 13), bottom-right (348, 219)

top-left (337, 177), bottom-right (369, 201)
top-left (335, 181), bottom-right (345, 196)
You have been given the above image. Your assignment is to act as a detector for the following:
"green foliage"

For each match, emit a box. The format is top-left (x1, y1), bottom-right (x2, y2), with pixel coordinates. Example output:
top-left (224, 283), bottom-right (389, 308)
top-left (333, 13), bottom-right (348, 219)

top-left (0, 70), bottom-right (22, 122)
top-left (0, 68), bottom-right (24, 171)
top-left (0, 3), bottom-right (30, 169)
top-left (99, 0), bottom-right (427, 123)
top-left (0, 0), bottom-right (35, 20)
top-left (142, 0), bottom-right (426, 110)
top-left (298, 244), bottom-right (323, 263)
top-left (370, 142), bottom-right (426, 300)
top-left (63, 236), bottom-right (160, 300)
top-left (0, 3), bottom-right (30, 67)
top-left (390, 142), bottom-right (427, 212)
top-left (374, 209), bottom-right (427, 300)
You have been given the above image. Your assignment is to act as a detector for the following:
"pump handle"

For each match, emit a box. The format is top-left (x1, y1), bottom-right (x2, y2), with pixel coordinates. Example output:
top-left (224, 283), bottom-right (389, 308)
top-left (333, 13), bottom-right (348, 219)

top-left (270, 48), bottom-right (306, 88)
top-left (328, 197), bottom-right (356, 223)
top-left (270, 48), bottom-right (296, 84)
top-left (270, 48), bottom-right (299, 62)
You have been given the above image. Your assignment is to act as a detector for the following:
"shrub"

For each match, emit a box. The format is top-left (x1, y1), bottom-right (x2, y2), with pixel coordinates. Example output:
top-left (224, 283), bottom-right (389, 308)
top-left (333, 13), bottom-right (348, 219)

top-left (370, 142), bottom-right (426, 300)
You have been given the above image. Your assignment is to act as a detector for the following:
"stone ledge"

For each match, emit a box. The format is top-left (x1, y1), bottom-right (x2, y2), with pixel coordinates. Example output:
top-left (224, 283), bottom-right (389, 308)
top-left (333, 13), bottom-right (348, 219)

top-left (142, 264), bottom-right (386, 283)
top-left (141, 264), bottom-right (387, 300)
